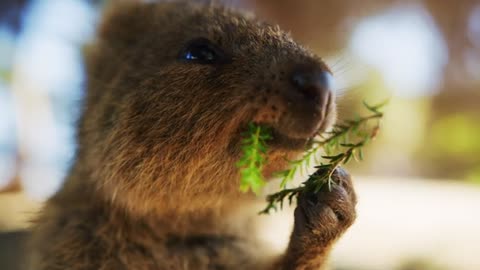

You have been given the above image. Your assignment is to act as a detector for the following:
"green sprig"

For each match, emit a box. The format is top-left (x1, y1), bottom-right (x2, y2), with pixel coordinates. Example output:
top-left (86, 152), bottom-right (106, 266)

top-left (259, 101), bottom-right (386, 214)
top-left (236, 123), bottom-right (272, 195)
top-left (274, 101), bottom-right (384, 190)
top-left (236, 101), bottom-right (386, 213)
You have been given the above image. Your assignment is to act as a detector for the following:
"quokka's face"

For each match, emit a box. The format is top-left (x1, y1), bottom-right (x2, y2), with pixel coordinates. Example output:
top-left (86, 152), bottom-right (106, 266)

top-left (82, 2), bottom-right (337, 207)
top-left (92, 2), bottom-right (335, 147)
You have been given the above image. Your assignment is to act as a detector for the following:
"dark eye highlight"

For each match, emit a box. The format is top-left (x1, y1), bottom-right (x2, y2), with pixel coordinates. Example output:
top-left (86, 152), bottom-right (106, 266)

top-left (179, 38), bottom-right (226, 64)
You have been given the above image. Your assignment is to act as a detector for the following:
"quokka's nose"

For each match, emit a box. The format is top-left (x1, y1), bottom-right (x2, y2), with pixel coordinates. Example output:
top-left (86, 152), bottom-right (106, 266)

top-left (290, 64), bottom-right (332, 105)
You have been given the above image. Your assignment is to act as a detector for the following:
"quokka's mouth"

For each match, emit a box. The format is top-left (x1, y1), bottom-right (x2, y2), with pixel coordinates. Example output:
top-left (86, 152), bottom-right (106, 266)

top-left (265, 127), bottom-right (315, 151)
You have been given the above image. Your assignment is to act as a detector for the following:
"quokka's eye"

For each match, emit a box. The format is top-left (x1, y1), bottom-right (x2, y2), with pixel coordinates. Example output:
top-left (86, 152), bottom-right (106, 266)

top-left (179, 38), bottom-right (226, 64)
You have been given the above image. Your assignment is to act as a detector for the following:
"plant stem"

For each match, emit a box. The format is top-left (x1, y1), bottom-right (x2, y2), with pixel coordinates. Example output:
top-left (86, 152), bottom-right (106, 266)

top-left (260, 102), bottom-right (386, 214)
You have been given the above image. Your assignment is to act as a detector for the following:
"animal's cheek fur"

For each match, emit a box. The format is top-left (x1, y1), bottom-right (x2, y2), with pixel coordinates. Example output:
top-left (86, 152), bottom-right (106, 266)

top-left (82, 86), bottom-right (253, 215)
top-left (91, 127), bottom-right (243, 216)
top-left (237, 77), bottom-right (290, 126)
top-left (251, 93), bottom-right (286, 125)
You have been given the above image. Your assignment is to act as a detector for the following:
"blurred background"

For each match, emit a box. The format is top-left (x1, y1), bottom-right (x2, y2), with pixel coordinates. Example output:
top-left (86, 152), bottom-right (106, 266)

top-left (0, 0), bottom-right (479, 269)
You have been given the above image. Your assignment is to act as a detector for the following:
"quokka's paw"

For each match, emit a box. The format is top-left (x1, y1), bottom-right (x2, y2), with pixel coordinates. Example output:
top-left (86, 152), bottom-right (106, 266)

top-left (292, 167), bottom-right (357, 245)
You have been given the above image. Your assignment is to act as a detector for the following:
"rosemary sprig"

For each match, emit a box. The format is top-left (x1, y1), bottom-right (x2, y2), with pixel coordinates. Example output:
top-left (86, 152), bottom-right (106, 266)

top-left (275, 100), bottom-right (385, 189)
top-left (236, 123), bottom-right (272, 195)
top-left (236, 101), bottom-right (386, 213)
top-left (260, 130), bottom-right (379, 214)
top-left (259, 101), bottom-right (385, 214)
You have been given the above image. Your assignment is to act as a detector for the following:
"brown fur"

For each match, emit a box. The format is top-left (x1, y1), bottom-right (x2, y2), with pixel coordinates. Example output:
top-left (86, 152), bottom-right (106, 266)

top-left (28, 2), bottom-right (356, 269)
